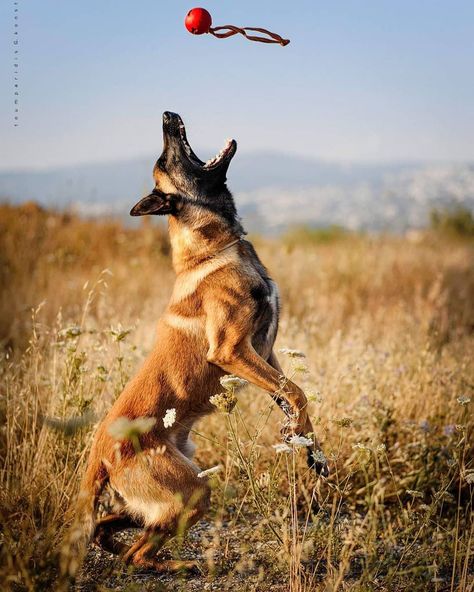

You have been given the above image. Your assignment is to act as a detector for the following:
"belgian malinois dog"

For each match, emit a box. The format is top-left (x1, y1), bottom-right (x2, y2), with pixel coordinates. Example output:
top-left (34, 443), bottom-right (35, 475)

top-left (61, 111), bottom-right (328, 582)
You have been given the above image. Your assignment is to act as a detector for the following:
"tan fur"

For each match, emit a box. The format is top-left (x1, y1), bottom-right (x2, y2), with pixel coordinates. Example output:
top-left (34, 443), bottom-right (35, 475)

top-left (153, 166), bottom-right (179, 196)
top-left (60, 165), bottom-right (324, 585)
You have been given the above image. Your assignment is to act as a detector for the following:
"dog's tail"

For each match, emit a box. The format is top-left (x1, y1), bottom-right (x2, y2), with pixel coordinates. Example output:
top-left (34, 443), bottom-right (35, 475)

top-left (58, 454), bottom-right (108, 590)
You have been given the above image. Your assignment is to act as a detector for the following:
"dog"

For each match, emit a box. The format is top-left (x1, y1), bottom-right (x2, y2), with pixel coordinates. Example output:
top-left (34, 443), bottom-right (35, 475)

top-left (60, 111), bottom-right (328, 583)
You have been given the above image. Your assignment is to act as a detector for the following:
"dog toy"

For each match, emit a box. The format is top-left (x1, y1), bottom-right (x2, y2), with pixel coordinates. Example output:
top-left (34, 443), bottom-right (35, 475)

top-left (184, 7), bottom-right (290, 47)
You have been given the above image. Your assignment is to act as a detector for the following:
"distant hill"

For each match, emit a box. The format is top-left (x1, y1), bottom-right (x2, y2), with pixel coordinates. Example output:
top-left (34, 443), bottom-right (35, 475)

top-left (1, 152), bottom-right (473, 233)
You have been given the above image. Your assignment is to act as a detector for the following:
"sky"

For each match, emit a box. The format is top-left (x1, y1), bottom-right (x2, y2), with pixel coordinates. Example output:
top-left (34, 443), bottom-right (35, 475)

top-left (0, 0), bottom-right (473, 170)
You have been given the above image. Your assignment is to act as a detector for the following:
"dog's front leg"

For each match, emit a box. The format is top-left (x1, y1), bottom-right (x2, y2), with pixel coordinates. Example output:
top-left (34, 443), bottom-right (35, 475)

top-left (207, 335), bottom-right (309, 431)
top-left (205, 300), bottom-right (329, 476)
top-left (208, 339), bottom-right (328, 476)
top-left (267, 350), bottom-right (328, 476)
top-left (267, 349), bottom-right (310, 430)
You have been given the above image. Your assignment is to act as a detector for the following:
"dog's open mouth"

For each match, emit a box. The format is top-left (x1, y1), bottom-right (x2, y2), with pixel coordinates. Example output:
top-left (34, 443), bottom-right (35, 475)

top-left (201, 137), bottom-right (235, 170)
top-left (176, 116), bottom-right (235, 171)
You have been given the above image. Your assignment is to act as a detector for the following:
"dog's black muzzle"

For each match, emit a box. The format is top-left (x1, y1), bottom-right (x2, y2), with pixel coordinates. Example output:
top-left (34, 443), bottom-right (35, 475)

top-left (162, 111), bottom-right (182, 137)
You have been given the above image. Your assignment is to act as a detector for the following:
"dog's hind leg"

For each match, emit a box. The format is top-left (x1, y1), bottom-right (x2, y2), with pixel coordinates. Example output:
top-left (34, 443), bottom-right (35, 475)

top-left (123, 484), bottom-right (209, 572)
top-left (93, 513), bottom-right (141, 554)
top-left (109, 444), bottom-right (211, 573)
top-left (122, 526), bottom-right (199, 573)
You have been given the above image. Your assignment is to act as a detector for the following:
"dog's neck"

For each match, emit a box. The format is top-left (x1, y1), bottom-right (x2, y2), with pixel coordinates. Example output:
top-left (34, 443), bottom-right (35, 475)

top-left (168, 214), bottom-right (241, 274)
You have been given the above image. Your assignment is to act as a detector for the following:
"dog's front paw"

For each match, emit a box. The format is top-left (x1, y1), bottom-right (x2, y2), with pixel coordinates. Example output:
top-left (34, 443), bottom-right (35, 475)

top-left (307, 447), bottom-right (329, 478)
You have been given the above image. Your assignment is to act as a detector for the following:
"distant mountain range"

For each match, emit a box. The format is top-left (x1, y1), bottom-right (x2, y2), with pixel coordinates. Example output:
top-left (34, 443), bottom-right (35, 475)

top-left (1, 152), bottom-right (473, 233)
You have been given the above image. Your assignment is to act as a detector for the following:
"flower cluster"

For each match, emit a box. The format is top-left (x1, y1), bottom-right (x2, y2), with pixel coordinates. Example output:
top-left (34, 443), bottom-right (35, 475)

top-left (272, 443), bottom-right (292, 454)
top-left (332, 417), bottom-right (353, 428)
top-left (210, 391), bottom-right (238, 413)
top-left (58, 325), bottom-right (82, 340)
top-left (311, 450), bottom-right (327, 465)
top-left (109, 324), bottom-right (132, 342)
top-left (210, 375), bottom-right (248, 413)
top-left (273, 434), bottom-right (316, 454)
top-left (219, 375), bottom-right (248, 390)
top-left (406, 489), bottom-right (424, 499)
top-left (306, 389), bottom-right (323, 404)
top-left (352, 441), bottom-right (386, 462)
top-left (288, 435), bottom-right (313, 447)
top-left (163, 408), bottom-right (176, 428)
top-left (278, 347), bottom-right (306, 358)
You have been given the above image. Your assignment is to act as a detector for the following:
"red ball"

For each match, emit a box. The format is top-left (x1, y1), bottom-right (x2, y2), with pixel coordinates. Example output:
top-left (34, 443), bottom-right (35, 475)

top-left (185, 7), bottom-right (212, 35)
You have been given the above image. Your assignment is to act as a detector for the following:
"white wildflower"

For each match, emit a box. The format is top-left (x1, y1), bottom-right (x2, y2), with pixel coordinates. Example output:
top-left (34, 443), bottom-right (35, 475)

top-left (209, 392), bottom-right (237, 413)
top-left (465, 472), bottom-right (474, 485)
top-left (311, 450), bottom-right (327, 465)
top-left (406, 489), bottom-right (424, 499)
top-left (163, 408), bottom-right (176, 428)
top-left (332, 417), bottom-right (353, 428)
top-left (278, 347), bottom-right (306, 358)
top-left (198, 465), bottom-right (223, 479)
top-left (457, 395), bottom-right (471, 406)
top-left (219, 375), bottom-right (248, 390)
top-left (288, 435), bottom-right (313, 447)
top-left (58, 325), bottom-right (82, 339)
top-left (272, 443), bottom-right (292, 454)
top-left (353, 442), bottom-right (371, 452)
top-left (439, 491), bottom-right (455, 502)
top-left (306, 390), bottom-right (323, 404)
top-left (110, 324), bottom-right (132, 342)
top-left (108, 416), bottom-right (156, 441)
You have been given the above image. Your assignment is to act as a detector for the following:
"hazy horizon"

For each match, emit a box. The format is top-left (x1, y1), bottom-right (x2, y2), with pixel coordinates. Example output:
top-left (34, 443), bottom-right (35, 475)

top-left (2, 148), bottom-right (472, 175)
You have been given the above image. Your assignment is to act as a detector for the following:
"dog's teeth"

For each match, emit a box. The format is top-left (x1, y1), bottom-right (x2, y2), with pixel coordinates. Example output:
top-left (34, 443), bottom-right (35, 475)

top-left (203, 144), bottom-right (231, 169)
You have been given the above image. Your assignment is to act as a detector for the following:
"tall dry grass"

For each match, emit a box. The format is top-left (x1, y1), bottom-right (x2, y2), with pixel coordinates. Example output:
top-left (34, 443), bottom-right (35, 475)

top-left (0, 203), bottom-right (473, 591)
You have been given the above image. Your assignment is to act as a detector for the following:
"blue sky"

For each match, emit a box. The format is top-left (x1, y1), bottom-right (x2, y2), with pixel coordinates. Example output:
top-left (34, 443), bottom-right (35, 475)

top-left (1, 0), bottom-right (473, 169)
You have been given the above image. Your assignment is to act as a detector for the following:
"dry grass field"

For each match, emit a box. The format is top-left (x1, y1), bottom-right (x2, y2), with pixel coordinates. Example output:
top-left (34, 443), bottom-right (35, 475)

top-left (0, 202), bottom-right (473, 591)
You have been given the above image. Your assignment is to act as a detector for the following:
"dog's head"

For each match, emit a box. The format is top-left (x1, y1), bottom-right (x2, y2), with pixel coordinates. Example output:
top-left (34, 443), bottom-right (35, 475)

top-left (130, 112), bottom-right (237, 217)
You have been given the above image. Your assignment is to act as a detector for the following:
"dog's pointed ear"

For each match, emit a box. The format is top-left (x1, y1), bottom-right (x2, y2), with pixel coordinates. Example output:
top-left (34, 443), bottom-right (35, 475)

top-left (130, 190), bottom-right (176, 216)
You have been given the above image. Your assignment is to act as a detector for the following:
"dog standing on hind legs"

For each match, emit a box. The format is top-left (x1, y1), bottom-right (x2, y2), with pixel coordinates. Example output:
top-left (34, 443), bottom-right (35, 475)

top-left (60, 111), bottom-right (329, 586)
